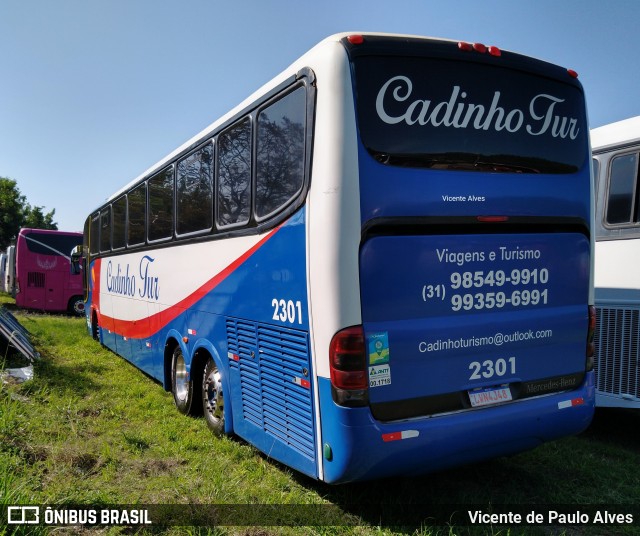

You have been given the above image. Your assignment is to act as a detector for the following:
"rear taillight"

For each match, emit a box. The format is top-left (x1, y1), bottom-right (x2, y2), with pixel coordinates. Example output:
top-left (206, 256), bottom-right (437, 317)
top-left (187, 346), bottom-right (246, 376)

top-left (329, 325), bottom-right (368, 407)
top-left (458, 41), bottom-right (501, 57)
top-left (586, 305), bottom-right (596, 371)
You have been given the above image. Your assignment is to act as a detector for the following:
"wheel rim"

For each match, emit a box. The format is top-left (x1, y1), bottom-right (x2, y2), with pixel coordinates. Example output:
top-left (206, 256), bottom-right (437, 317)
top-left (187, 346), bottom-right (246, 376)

top-left (174, 353), bottom-right (189, 403)
top-left (204, 364), bottom-right (224, 423)
top-left (74, 300), bottom-right (85, 315)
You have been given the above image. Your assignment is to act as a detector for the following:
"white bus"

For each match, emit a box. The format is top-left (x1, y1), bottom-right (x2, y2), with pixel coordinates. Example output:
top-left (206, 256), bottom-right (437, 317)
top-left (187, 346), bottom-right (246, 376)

top-left (592, 116), bottom-right (640, 408)
top-left (4, 245), bottom-right (16, 296)
top-left (0, 253), bottom-right (6, 293)
top-left (80, 33), bottom-right (595, 483)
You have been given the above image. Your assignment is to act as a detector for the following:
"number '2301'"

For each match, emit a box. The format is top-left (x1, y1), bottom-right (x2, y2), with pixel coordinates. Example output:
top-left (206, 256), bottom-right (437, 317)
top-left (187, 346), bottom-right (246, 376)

top-left (271, 299), bottom-right (303, 324)
top-left (469, 357), bottom-right (516, 380)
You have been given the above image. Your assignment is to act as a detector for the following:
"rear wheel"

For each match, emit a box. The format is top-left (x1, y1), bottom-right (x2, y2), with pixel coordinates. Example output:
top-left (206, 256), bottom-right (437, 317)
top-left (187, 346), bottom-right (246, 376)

top-left (202, 358), bottom-right (225, 436)
top-left (68, 296), bottom-right (85, 316)
top-left (171, 346), bottom-right (201, 416)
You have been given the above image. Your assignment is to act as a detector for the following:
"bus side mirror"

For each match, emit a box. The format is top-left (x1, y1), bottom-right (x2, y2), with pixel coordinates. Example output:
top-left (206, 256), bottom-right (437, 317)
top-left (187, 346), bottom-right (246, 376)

top-left (70, 245), bottom-right (83, 275)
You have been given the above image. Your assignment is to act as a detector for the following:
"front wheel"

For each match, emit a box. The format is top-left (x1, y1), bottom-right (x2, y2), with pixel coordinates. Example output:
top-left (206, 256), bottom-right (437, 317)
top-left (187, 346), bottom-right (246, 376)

top-left (202, 358), bottom-right (225, 436)
top-left (91, 312), bottom-right (100, 342)
top-left (171, 346), bottom-right (202, 416)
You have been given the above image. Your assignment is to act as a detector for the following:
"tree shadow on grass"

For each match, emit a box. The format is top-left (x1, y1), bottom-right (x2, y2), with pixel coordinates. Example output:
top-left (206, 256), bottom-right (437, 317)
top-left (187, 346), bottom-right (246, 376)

top-left (285, 432), bottom-right (637, 535)
top-left (17, 351), bottom-right (107, 399)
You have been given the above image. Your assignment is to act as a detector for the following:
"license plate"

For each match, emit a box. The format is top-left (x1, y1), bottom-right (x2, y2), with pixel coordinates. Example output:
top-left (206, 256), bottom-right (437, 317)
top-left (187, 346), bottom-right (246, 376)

top-left (468, 385), bottom-right (513, 408)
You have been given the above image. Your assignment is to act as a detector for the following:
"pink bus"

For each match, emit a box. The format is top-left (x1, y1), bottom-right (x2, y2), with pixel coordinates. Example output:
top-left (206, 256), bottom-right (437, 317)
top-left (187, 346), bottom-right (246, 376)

top-left (15, 228), bottom-right (84, 315)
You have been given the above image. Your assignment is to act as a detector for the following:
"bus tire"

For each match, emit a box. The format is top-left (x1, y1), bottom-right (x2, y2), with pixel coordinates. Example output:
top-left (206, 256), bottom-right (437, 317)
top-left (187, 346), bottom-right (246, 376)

top-left (91, 313), bottom-right (100, 342)
top-left (202, 358), bottom-right (225, 436)
top-left (68, 296), bottom-right (85, 316)
top-left (171, 346), bottom-right (200, 416)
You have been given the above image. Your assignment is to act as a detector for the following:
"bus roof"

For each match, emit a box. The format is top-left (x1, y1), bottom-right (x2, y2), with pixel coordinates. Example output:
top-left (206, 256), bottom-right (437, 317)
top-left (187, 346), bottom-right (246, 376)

top-left (18, 228), bottom-right (82, 237)
top-left (591, 115), bottom-right (640, 152)
top-left (100, 31), bottom-right (579, 208)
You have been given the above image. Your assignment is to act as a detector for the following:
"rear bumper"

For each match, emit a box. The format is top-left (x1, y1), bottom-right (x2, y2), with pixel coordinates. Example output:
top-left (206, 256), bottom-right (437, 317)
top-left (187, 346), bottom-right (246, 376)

top-left (318, 371), bottom-right (595, 483)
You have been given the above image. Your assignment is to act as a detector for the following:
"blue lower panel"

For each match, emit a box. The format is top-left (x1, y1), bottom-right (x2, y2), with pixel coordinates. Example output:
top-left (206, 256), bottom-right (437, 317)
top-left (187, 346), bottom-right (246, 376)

top-left (226, 318), bottom-right (317, 478)
top-left (318, 372), bottom-right (594, 484)
top-left (101, 328), bottom-right (118, 355)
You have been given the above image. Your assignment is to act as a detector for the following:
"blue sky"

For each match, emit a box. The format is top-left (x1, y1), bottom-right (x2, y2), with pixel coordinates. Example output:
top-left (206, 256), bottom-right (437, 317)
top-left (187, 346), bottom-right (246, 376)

top-left (1, 0), bottom-right (638, 232)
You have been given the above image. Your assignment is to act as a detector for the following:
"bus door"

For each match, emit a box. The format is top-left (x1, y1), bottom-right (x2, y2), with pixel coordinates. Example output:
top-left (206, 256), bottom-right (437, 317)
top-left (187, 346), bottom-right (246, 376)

top-left (350, 42), bottom-right (592, 422)
top-left (22, 269), bottom-right (46, 309)
top-left (44, 265), bottom-right (65, 309)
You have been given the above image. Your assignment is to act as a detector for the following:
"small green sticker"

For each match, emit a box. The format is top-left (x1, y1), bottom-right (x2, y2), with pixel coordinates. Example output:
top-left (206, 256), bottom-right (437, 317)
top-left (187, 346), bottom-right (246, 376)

top-left (368, 332), bottom-right (390, 365)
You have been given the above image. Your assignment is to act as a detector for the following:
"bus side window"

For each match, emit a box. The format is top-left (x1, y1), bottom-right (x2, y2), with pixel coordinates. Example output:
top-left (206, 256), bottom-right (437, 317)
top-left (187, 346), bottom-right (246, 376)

top-left (148, 166), bottom-right (174, 242)
top-left (128, 182), bottom-right (147, 247)
top-left (112, 195), bottom-right (127, 250)
top-left (89, 212), bottom-right (100, 256)
top-left (100, 207), bottom-right (112, 253)
top-left (256, 86), bottom-right (306, 220)
top-left (606, 153), bottom-right (639, 225)
top-left (177, 143), bottom-right (213, 235)
top-left (217, 118), bottom-right (251, 228)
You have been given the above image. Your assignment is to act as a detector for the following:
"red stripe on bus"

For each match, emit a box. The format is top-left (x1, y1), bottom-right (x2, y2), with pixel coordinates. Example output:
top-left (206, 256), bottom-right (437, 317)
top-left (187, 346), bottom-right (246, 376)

top-left (98, 226), bottom-right (281, 339)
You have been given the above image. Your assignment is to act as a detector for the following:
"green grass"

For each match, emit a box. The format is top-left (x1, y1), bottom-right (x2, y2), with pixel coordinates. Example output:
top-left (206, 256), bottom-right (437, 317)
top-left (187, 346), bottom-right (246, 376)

top-left (1, 291), bottom-right (639, 535)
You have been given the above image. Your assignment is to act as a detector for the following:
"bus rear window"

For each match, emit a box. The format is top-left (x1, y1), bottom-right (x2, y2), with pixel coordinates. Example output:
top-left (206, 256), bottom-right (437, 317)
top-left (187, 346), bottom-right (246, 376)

top-left (24, 232), bottom-right (81, 257)
top-left (352, 56), bottom-right (587, 174)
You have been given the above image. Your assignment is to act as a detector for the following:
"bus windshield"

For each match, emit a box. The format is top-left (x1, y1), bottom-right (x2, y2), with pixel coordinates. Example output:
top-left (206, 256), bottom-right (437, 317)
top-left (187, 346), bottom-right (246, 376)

top-left (352, 55), bottom-right (588, 173)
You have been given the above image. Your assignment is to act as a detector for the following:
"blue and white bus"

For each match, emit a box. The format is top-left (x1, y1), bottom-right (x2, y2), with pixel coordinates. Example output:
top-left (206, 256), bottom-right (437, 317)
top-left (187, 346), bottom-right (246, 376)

top-left (591, 116), bottom-right (640, 408)
top-left (79, 33), bottom-right (595, 483)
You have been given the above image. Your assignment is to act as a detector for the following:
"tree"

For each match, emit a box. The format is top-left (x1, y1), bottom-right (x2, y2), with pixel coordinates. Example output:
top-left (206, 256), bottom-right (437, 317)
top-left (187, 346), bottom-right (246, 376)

top-left (0, 177), bottom-right (57, 250)
top-left (23, 205), bottom-right (57, 230)
top-left (0, 177), bottom-right (24, 250)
